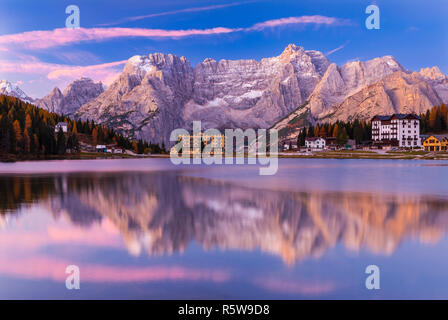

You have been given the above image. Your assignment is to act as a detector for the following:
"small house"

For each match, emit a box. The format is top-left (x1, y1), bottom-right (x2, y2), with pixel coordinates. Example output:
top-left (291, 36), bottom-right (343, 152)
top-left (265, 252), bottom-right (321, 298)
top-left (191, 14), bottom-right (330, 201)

top-left (423, 135), bottom-right (448, 152)
top-left (96, 145), bottom-right (107, 153)
top-left (55, 122), bottom-right (68, 133)
top-left (283, 140), bottom-right (298, 151)
top-left (305, 137), bottom-right (326, 150)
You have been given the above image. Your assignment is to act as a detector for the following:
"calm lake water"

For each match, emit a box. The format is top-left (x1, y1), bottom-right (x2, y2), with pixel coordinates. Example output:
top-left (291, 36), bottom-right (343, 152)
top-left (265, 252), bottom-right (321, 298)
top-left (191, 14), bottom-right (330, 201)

top-left (1, 158), bottom-right (448, 299)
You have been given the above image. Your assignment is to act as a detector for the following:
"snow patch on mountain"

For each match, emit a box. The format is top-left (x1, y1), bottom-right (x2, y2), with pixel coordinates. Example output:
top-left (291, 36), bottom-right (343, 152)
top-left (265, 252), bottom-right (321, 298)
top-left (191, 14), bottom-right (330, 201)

top-left (0, 80), bottom-right (34, 103)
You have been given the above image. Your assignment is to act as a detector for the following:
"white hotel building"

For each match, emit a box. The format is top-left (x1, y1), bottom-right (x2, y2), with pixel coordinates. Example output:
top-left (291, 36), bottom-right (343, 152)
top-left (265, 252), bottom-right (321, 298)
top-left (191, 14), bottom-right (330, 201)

top-left (371, 114), bottom-right (421, 148)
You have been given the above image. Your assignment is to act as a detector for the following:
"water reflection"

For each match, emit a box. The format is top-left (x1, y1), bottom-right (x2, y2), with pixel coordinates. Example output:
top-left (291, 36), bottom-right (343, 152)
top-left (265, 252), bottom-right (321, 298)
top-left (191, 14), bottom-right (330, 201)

top-left (2, 172), bottom-right (448, 266)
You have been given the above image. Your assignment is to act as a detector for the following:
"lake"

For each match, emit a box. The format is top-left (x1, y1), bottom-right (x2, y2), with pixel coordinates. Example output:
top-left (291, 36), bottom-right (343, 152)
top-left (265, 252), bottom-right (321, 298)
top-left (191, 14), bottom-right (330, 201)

top-left (0, 158), bottom-right (448, 299)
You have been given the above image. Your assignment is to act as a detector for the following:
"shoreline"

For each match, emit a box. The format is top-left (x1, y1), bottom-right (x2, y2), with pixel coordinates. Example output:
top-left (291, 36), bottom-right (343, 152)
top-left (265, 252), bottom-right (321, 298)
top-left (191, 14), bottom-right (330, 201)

top-left (0, 152), bottom-right (151, 163)
top-left (277, 150), bottom-right (448, 160)
top-left (2, 150), bottom-right (448, 162)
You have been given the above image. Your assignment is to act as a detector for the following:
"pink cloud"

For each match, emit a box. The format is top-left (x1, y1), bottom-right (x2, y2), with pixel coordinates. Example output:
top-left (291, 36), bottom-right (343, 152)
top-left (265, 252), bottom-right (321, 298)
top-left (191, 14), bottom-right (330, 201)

top-left (0, 219), bottom-right (122, 250)
top-left (0, 256), bottom-right (230, 283)
top-left (0, 60), bottom-right (59, 74)
top-left (0, 57), bottom-right (125, 86)
top-left (0, 217), bottom-right (230, 284)
top-left (0, 27), bottom-right (239, 50)
top-left (0, 15), bottom-right (351, 50)
top-left (47, 60), bottom-right (126, 85)
top-left (249, 15), bottom-right (352, 31)
top-left (46, 225), bottom-right (122, 247)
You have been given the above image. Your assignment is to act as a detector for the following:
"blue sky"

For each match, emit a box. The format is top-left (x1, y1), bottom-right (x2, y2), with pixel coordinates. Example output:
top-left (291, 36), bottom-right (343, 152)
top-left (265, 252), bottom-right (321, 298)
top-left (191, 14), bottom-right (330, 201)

top-left (0, 0), bottom-right (446, 98)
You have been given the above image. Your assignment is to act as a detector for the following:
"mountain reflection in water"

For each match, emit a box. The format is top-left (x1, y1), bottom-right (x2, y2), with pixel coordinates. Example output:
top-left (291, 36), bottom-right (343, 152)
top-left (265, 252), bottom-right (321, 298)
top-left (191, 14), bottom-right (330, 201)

top-left (2, 172), bottom-right (448, 266)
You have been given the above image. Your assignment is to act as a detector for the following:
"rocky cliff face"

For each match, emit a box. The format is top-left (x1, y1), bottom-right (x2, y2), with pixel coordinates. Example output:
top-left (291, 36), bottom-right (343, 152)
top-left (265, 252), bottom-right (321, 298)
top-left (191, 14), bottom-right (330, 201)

top-left (36, 78), bottom-right (103, 115)
top-left (327, 71), bottom-right (443, 122)
top-left (183, 45), bottom-right (329, 130)
top-left (77, 54), bottom-right (193, 145)
top-left (419, 66), bottom-right (448, 102)
top-left (73, 44), bottom-right (448, 144)
top-left (76, 45), bottom-right (330, 145)
top-left (272, 59), bottom-right (448, 140)
top-left (307, 56), bottom-right (405, 117)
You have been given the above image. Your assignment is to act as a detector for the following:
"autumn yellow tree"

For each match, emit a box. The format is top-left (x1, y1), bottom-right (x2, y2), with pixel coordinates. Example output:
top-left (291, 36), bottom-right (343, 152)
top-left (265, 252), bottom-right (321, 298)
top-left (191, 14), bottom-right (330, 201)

top-left (12, 120), bottom-right (22, 152)
top-left (23, 114), bottom-right (32, 153)
top-left (318, 126), bottom-right (327, 138)
top-left (72, 121), bottom-right (78, 134)
top-left (332, 124), bottom-right (340, 138)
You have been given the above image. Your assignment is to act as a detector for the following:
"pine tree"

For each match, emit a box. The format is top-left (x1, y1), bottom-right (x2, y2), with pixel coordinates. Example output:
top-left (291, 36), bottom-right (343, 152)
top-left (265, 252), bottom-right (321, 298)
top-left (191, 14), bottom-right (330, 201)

top-left (297, 129), bottom-right (306, 146)
top-left (0, 115), bottom-right (10, 158)
top-left (353, 126), bottom-right (363, 144)
top-left (56, 128), bottom-right (66, 155)
top-left (67, 133), bottom-right (80, 152)
top-left (337, 127), bottom-right (349, 146)
top-left (92, 128), bottom-right (98, 145)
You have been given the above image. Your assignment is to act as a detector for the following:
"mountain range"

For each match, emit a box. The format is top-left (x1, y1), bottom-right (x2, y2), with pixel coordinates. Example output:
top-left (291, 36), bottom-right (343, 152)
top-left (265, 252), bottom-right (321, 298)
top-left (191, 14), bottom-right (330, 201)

top-left (2, 44), bottom-right (448, 144)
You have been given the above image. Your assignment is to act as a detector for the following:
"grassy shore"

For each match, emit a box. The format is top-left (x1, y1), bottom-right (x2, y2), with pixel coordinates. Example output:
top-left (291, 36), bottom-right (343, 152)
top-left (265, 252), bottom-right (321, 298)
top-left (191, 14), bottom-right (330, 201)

top-left (142, 150), bottom-right (448, 161)
top-left (0, 152), bottom-right (144, 162)
top-left (278, 150), bottom-right (448, 160)
top-left (2, 150), bottom-right (448, 162)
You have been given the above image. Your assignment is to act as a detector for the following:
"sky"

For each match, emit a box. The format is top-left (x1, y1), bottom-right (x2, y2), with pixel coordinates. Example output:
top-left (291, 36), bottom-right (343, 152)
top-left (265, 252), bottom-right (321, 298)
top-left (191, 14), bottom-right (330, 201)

top-left (0, 0), bottom-right (447, 98)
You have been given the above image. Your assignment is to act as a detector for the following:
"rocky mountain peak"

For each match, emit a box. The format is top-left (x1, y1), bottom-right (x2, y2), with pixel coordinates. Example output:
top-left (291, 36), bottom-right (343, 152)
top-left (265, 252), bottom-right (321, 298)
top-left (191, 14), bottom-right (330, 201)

top-left (377, 55), bottom-right (402, 68)
top-left (420, 66), bottom-right (446, 80)
top-left (124, 55), bottom-right (154, 77)
top-left (281, 44), bottom-right (305, 56)
top-left (64, 77), bottom-right (103, 94)
top-left (202, 57), bottom-right (216, 64)
top-left (36, 77), bottom-right (103, 115)
top-left (49, 87), bottom-right (63, 96)
top-left (124, 53), bottom-right (192, 81)
top-left (0, 80), bottom-right (34, 103)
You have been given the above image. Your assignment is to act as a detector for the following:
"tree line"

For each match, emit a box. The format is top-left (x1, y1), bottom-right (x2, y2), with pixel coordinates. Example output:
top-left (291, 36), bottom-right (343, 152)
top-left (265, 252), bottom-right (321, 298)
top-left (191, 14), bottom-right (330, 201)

top-left (420, 104), bottom-right (448, 134)
top-left (0, 95), bottom-right (165, 160)
top-left (296, 119), bottom-right (372, 147)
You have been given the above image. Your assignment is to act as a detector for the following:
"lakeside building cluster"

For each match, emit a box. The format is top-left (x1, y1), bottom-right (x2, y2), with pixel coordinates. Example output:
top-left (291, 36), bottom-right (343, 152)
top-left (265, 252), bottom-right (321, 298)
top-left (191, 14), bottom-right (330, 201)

top-left (371, 113), bottom-right (447, 152)
top-left (283, 113), bottom-right (448, 152)
top-left (53, 122), bottom-right (124, 154)
top-left (173, 113), bottom-right (448, 154)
